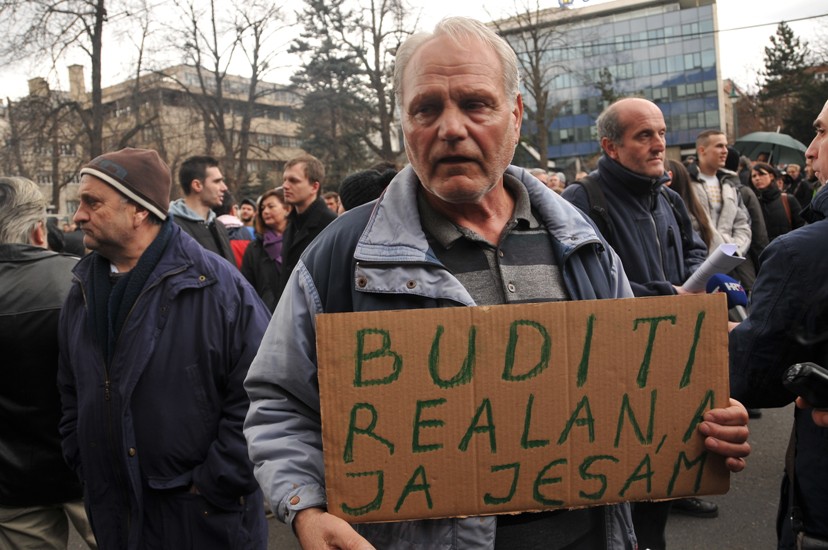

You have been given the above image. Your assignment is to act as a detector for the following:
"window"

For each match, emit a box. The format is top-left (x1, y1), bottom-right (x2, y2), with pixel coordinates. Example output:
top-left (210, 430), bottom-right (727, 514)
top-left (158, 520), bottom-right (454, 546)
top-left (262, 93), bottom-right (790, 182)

top-left (705, 110), bottom-right (719, 127)
top-left (649, 58), bottom-right (667, 75)
top-left (684, 52), bottom-right (701, 69)
top-left (667, 55), bottom-right (684, 73)
top-left (257, 134), bottom-right (275, 147)
top-left (701, 50), bottom-right (715, 69)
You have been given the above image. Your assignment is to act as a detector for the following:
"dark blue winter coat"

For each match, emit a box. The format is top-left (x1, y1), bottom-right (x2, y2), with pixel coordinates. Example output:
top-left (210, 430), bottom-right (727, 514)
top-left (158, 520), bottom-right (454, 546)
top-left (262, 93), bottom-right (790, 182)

top-left (730, 187), bottom-right (828, 547)
top-left (563, 156), bottom-right (708, 297)
top-left (58, 224), bottom-right (270, 549)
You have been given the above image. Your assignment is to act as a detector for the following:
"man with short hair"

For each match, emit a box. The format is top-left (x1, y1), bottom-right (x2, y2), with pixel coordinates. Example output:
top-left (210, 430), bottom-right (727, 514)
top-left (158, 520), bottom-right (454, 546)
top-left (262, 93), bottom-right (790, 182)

top-left (214, 191), bottom-right (253, 268)
top-left (689, 132), bottom-right (752, 257)
top-left (323, 191), bottom-right (341, 214)
top-left (244, 18), bottom-right (750, 550)
top-left (527, 167), bottom-right (548, 184)
top-left (239, 197), bottom-right (257, 238)
top-left (563, 98), bottom-right (708, 294)
top-left (549, 172), bottom-right (566, 193)
top-left (277, 153), bottom-right (337, 297)
top-left (58, 148), bottom-right (270, 549)
top-left (169, 155), bottom-right (236, 263)
top-left (562, 97), bottom-right (714, 548)
top-left (729, 98), bottom-right (828, 548)
top-left (0, 176), bottom-right (96, 549)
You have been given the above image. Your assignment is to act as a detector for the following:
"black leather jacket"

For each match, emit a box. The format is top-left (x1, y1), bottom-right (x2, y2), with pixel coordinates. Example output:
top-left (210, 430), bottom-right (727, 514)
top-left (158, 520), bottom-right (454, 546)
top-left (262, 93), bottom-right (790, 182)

top-left (0, 244), bottom-right (82, 506)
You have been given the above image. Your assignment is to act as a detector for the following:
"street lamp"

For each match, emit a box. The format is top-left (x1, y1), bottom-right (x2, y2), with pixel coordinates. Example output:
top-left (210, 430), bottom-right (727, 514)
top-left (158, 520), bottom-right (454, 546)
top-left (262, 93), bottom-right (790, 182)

top-left (729, 85), bottom-right (739, 141)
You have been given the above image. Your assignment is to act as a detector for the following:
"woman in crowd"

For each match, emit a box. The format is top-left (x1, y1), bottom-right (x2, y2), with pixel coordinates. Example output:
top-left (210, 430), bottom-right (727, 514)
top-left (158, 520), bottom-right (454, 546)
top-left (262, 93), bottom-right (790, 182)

top-left (666, 158), bottom-right (715, 250)
top-left (750, 162), bottom-right (806, 242)
top-left (241, 187), bottom-right (291, 311)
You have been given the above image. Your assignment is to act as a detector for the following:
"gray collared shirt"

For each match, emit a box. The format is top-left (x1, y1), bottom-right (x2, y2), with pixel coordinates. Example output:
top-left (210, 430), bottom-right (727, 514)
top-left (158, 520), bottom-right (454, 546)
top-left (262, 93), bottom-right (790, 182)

top-left (417, 174), bottom-right (569, 306)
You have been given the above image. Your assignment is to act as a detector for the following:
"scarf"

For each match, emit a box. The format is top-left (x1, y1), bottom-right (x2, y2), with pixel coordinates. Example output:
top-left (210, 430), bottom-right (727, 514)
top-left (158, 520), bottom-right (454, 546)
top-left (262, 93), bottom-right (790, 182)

top-left (87, 218), bottom-right (174, 366)
top-left (262, 228), bottom-right (283, 266)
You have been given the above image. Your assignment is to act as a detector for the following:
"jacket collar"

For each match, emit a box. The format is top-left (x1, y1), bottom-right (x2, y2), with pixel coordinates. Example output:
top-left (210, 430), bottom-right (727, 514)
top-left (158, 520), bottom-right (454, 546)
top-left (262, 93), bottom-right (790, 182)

top-left (804, 183), bottom-right (828, 222)
top-left (597, 155), bottom-right (670, 196)
top-left (169, 198), bottom-right (216, 223)
top-left (687, 162), bottom-right (739, 186)
top-left (0, 243), bottom-right (60, 262)
top-left (72, 223), bottom-right (217, 291)
top-left (354, 165), bottom-right (603, 263)
top-left (289, 197), bottom-right (329, 226)
top-left (755, 184), bottom-right (780, 201)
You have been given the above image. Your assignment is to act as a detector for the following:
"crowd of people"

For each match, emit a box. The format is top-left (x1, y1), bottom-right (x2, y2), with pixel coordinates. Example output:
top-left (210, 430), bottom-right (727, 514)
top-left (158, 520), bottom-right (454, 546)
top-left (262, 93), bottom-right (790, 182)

top-left (1, 14), bottom-right (827, 550)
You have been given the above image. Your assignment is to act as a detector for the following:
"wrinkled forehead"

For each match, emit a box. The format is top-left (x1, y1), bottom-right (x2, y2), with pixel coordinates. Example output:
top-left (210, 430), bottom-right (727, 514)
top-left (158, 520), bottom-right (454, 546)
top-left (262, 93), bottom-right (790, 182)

top-left (402, 35), bottom-right (504, 100)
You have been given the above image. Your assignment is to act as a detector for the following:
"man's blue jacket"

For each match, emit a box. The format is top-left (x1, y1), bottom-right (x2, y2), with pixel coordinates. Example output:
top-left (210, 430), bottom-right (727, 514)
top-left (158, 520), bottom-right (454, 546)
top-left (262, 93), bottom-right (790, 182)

top-left (730, 187), bottom-right (828, 547)
top-left (58, 223), bottom-right (270, 549)
top-left (563, 156), bottom-right (708, 297)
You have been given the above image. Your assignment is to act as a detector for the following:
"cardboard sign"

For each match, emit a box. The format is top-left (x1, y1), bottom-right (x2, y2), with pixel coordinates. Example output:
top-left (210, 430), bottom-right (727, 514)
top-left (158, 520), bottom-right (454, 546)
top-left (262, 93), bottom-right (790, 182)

top-left (317, 294), bottom-right (730, 523)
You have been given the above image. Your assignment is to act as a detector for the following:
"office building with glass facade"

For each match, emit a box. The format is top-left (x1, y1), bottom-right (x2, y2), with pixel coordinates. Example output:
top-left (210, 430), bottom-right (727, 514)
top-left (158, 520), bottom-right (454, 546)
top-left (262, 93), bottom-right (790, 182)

top-left (497, 0), bottom-right (722, 171)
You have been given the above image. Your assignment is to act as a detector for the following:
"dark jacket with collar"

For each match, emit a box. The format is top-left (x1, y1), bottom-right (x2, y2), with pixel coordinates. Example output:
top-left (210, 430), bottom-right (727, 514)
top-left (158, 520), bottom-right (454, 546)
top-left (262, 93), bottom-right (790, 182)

top-left (0, 245), bottom-right (82, 506)
top-left (562, 155), bottom-right (708, 297)
top-left (57, 224), bottom-right (270, 550)
top-left (241, 235), bottom-right (281, 312)
top-left (730, 187), bottom-right (828, 546)
top-left (277, 196), bottom-right (337, 297)
top-left (169, 199), bottom-right (236, 265)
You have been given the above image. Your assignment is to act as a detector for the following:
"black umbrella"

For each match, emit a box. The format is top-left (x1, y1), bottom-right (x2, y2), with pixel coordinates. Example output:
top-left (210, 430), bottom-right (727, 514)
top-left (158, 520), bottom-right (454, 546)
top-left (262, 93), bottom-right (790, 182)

top-left (734, 131), bottom-right (807, 166)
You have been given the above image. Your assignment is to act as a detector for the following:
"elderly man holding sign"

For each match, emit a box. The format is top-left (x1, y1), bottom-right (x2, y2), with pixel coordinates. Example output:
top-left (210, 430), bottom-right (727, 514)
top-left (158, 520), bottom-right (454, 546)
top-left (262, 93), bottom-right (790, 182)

top-left (244, 17), bottom-right (750, 550)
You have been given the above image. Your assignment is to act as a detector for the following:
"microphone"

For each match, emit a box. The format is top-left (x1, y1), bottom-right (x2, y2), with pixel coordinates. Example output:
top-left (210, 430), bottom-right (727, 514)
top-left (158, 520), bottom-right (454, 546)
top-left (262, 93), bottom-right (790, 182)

top-left (706, 273), bottom-right (748, 321)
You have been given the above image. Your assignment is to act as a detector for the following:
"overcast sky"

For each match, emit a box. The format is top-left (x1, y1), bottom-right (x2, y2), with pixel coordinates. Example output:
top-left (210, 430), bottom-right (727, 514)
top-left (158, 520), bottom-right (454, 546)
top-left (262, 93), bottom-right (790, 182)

top-left (4, 0), bottom-right (827, 100)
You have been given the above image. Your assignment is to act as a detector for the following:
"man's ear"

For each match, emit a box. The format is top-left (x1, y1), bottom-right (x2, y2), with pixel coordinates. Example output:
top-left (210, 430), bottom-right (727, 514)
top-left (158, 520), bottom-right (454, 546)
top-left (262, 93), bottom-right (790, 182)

top-left (191, 179), bottom-right (203, 194)
top-left (133, 206), bottom-right (150, 227)
top-left (512, 94), bottom-right (524, 143)
top-left (602, 137), bottom-right (619, 160)
top-left (30, 220), bottom-right (46, 248)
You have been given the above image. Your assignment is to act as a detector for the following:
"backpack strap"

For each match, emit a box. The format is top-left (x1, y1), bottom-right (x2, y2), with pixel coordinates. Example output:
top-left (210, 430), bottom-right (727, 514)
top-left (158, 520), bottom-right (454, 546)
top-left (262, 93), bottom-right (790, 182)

top-left (659, 187), bottom-right (691, 248)
top-left (575, 175), bottom-right (614, 240)
top-left (781, 192), bottom-right (792, 227)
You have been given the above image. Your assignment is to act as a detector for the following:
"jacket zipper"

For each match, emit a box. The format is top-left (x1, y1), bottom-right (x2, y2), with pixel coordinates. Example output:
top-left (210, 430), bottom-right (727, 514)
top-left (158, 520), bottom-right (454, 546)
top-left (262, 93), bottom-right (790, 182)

top-left (78, 279), bottom-right (129, 540)
top-left (649, 188), bottom-right (668, 281)
top-left (78, 263), bottom-right (188, 543)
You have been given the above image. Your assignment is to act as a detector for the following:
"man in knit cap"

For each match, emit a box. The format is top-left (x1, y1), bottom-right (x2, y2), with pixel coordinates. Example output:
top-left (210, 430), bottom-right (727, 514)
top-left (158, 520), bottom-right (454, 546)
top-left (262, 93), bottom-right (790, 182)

top-left (58, 148), bottom-right (270, 549)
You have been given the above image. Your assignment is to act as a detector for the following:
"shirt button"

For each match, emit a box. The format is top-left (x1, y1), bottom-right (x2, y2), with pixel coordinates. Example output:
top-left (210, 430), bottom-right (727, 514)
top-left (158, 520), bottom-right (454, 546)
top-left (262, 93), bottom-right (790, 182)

top-left (128, 448), bottom-right (137, 457)
top-left (289, 496), bottom-right (301, 506)
top-left (507, 282), bottom-right (516, 293)
top-left (498, 250), bottom-right (505, 258)
top-left (406, 280), bottom-right (417, 289)
top-left (357, 277), bottom-right (368, 288)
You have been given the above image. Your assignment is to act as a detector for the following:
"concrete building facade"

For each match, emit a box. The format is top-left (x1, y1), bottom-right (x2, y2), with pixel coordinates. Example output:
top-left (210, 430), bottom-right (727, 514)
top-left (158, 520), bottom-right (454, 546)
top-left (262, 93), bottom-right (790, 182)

top-left (1, 64), bottom-right (303, 218)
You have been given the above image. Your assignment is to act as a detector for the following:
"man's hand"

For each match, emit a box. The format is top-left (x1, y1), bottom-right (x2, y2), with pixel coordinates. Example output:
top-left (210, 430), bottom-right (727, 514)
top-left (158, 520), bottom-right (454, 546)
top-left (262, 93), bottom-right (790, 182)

top-left (698, 398), bottom-right (750, 472)
top-left (795, 397), bottom-right (828, 428)
top-left (294, 507), bottom-right (375, 550)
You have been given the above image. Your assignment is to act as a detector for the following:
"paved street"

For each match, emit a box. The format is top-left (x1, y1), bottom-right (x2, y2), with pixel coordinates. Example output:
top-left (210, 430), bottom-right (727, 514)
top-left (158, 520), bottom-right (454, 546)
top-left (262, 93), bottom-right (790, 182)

top-left (69, 405), bottom-right (792, 549)
top-left (664, 404), bottom-right (792, 549)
